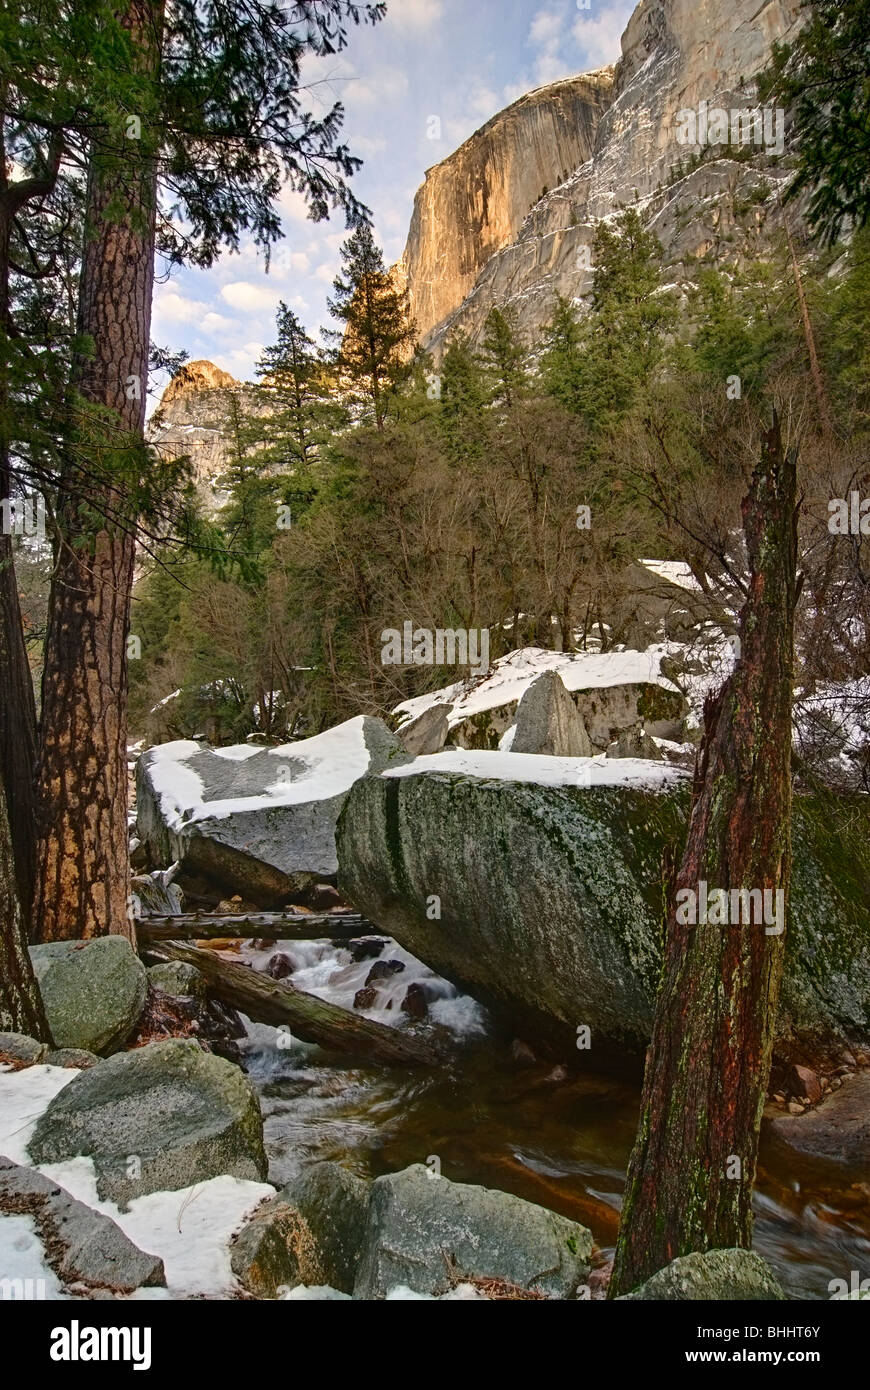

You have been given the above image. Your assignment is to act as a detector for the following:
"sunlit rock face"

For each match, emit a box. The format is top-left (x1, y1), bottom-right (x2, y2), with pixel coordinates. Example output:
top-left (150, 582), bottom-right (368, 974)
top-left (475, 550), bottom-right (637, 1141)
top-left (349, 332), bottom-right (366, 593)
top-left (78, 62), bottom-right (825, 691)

top-left (148, 360), bottom-right (259, 510)
top-left (401, 0), bottom-right (805, 361)
top-left (394, 70), bottom-right (616, 347)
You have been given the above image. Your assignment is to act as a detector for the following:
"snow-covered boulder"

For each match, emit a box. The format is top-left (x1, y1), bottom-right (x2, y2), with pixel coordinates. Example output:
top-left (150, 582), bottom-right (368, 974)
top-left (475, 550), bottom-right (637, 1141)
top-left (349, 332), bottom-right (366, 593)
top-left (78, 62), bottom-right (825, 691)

top-left (392, 646), bottom-right (689, 753)
top-left (136, 715), bottom-right (411, 905)
top-left (336, 753), bottom-right (870, 1054)
top-left (0, 1158), bottom-right (165, 1294)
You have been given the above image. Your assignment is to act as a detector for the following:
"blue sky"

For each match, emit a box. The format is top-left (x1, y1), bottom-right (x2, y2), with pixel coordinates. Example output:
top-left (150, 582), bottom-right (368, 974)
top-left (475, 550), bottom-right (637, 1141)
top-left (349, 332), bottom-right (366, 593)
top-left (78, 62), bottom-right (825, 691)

top-left (150, 0), bottom-right (636, 395)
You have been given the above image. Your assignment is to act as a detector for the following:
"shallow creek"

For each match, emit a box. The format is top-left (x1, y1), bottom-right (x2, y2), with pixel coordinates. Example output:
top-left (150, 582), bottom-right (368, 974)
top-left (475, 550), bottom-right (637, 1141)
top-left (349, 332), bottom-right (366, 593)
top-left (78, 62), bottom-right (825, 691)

top-left (235, 934), bottom-right (869, 1301)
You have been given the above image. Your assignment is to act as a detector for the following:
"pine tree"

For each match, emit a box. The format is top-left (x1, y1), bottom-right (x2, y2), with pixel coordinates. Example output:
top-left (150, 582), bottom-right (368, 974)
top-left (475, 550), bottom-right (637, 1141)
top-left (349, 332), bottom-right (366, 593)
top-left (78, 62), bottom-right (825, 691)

top-left (763, 0), bottom-right (870, 244)
top-left (480, 306), bottom-right (527, 408)
top-left (255, 301), bottom-right (337, 475)
top-left (439, 334), bottom-right (490, 461)
top-left (327, 223), bottom-right (416, 429)
top-left (20, 0), bottom-right (386, 940)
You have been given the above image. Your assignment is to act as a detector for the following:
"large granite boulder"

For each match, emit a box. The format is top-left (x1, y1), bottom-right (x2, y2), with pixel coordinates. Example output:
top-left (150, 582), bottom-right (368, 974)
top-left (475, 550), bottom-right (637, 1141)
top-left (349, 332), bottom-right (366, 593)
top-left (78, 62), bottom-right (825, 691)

top-left (29, 937), bottom-right (147, 1056)
top-left (511, 671), bottom-right (593, 757)
top-left (231, 1163), bottom-right (371, 1298)
top-left (337, 756), bottom-right (870, 1054)
top-left (28, 1039), bottom-right (268, 1206)
top-left (392, 646), bottom-right (687, 753)
top-left (136, 715), bottom-right (411, 905)
top-left (0, 1158), bottom-right (165, 1294)
top-left (353, 1164), bottom-right (592, 1299)
top-left (617, 1249), bottom-right (786, 1301)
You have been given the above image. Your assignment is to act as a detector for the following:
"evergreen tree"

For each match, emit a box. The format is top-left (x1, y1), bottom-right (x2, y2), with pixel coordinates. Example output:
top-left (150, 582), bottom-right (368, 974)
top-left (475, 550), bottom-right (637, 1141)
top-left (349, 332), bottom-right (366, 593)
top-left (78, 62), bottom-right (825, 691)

top-left (480, 306), bottom-right (527, 408)
top-left (763, 0), bottom-right (870, 244)
top-left (255, 301), bottom-right (338, 475)
top-left (439, 334), bottom-right (490, 461)
top-left (13, 0), bottom-right (386, 940)
top-left (327, 223), bottom-right (416, 428)
top-left (543, 209), bottom-right (676, 429)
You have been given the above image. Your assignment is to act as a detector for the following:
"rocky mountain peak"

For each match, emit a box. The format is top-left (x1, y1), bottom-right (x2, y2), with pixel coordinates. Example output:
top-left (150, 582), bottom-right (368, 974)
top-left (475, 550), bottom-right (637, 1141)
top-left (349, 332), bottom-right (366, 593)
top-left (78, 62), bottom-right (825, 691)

top-left (160, 359), bottom-right (238, 408)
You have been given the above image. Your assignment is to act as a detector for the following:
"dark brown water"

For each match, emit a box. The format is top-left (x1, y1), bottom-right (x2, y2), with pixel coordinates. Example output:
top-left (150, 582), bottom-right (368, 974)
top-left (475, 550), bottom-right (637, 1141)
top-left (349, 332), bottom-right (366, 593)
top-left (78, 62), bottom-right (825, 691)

top-left (239, 936), bottom-right (870, 1301)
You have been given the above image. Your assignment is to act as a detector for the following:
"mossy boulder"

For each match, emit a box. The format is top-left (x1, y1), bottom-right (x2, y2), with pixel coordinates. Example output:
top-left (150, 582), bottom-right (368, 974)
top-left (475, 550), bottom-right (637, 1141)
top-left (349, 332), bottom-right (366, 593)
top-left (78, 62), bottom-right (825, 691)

top-left (337, 765), bottom-right (870, 1056)
top-left (617, 1249), bottom-right (786, 1300)
top-left (28, 1039), bottom-right (268, 1206)
top-left (29, 936), bottom-right (147, 1056)
top-left (353, 1164), bottom-right (592, 1299)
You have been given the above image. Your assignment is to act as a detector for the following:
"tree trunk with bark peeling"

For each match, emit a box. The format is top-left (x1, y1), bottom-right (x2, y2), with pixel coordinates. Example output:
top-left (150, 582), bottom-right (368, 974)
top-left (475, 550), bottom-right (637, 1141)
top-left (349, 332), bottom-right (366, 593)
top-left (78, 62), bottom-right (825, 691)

top-left (33, 0), bottom-right (163, 942)
top-left (610, 415), bottom-right (799, 1297)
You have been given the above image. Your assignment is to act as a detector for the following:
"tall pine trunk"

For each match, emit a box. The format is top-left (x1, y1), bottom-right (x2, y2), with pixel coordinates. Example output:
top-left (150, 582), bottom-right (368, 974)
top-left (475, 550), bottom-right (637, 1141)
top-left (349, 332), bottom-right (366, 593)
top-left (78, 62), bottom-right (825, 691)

top-left (33, 0), bottom-right (162, 942)
top-left (0, 765), bottom-right (52, 1040)
top-left (609, 416), bottom-right (799, 1296)
top-left (0, 205), bottom-right (40, 924)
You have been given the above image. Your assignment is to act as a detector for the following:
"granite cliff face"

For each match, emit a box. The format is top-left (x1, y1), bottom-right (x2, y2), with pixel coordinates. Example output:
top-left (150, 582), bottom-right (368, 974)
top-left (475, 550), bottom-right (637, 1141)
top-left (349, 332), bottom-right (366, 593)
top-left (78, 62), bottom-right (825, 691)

top-left (395, 70), bottom-right (615, 345)
top-left (401, 0), bottom-right (805, 359)
top-left (149, 359), bottom-right (253, 509)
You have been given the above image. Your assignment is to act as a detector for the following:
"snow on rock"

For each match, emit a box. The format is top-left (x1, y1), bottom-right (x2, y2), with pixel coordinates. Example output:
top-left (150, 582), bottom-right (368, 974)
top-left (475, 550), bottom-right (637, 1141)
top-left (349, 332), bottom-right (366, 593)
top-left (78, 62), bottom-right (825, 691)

top-left (393, 644), bottom-right (681, 731)
top-left (391, 643), bottom-right (702, 752)
top-left (637, 558), bottom-right (702, 592)
top-left (136, 715), bottom-right (411, 903)
top-left (382, 748), bottom-right (688, 791)
top-left (0, 1064), bottom-right (273, 1298)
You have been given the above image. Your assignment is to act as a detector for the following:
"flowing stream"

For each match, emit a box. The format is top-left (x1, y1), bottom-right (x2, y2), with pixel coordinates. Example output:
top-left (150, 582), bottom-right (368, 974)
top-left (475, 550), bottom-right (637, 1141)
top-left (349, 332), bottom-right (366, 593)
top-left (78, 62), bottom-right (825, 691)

top-left (234, 931), bottom-right (869, 1301)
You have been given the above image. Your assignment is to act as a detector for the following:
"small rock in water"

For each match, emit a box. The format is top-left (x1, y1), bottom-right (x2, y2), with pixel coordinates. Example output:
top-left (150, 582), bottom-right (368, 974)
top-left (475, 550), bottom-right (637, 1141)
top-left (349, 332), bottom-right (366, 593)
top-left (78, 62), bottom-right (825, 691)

top-left (510, 1038), bottom-right (537, 1068)
top-left (787, 1101), bottom-right (805, 1114)
top-left (787, 1063), bottom-right (822, 1104)
top-left (365, 959), bottom-right (405, 986)
top-left (401, 984), bottom-right (428, 1021)
top-left (266, 952), bottom-right (295, 981)
top-left (354, 987), bottom-right (379, 1011)
top-left (348, 938), bottom-right (387, 963)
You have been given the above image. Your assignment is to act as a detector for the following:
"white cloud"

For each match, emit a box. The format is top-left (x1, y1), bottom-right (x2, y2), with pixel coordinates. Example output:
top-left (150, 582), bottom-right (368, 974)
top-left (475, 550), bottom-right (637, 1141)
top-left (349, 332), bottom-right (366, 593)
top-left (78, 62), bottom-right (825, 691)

top-left (344, 65), bottom-right (409, 107)
top-left (153, 289), bottom-right (209, 324)
top-left (220, 281), bottom-right (280, 313)
top-left (387, 0), bottom-right (446, 31)
top-left (201, 311), bottom-right (234, 334)
top-left (529, 7), bottom-right (564, 47)
top-left (572, 3), bottom-right (634, 68)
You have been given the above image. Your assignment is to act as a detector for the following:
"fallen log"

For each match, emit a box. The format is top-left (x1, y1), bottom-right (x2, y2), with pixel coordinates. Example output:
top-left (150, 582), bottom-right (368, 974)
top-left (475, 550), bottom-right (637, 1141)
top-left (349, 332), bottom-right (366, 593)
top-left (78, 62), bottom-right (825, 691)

top-left (137, 911), bottom-right (376, 942)
top-left (142, 939), bottom-right (440, 1068)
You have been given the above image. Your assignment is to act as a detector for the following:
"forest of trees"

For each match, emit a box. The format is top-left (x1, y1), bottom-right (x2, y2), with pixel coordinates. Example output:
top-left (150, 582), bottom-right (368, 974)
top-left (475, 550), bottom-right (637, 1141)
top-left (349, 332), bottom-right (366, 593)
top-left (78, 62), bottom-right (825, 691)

top-left (122, 209), bottom-right (870, 772)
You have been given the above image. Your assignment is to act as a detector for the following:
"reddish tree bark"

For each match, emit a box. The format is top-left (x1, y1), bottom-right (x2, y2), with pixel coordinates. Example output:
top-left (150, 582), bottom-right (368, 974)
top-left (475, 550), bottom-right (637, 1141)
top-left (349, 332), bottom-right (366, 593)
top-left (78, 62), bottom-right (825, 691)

top-left (0, 765), bottom-right (52, 1040)
top-left (33, 0), bottom-right (163, 942)
top-left (610, 416), bottom-right (799, 1296)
